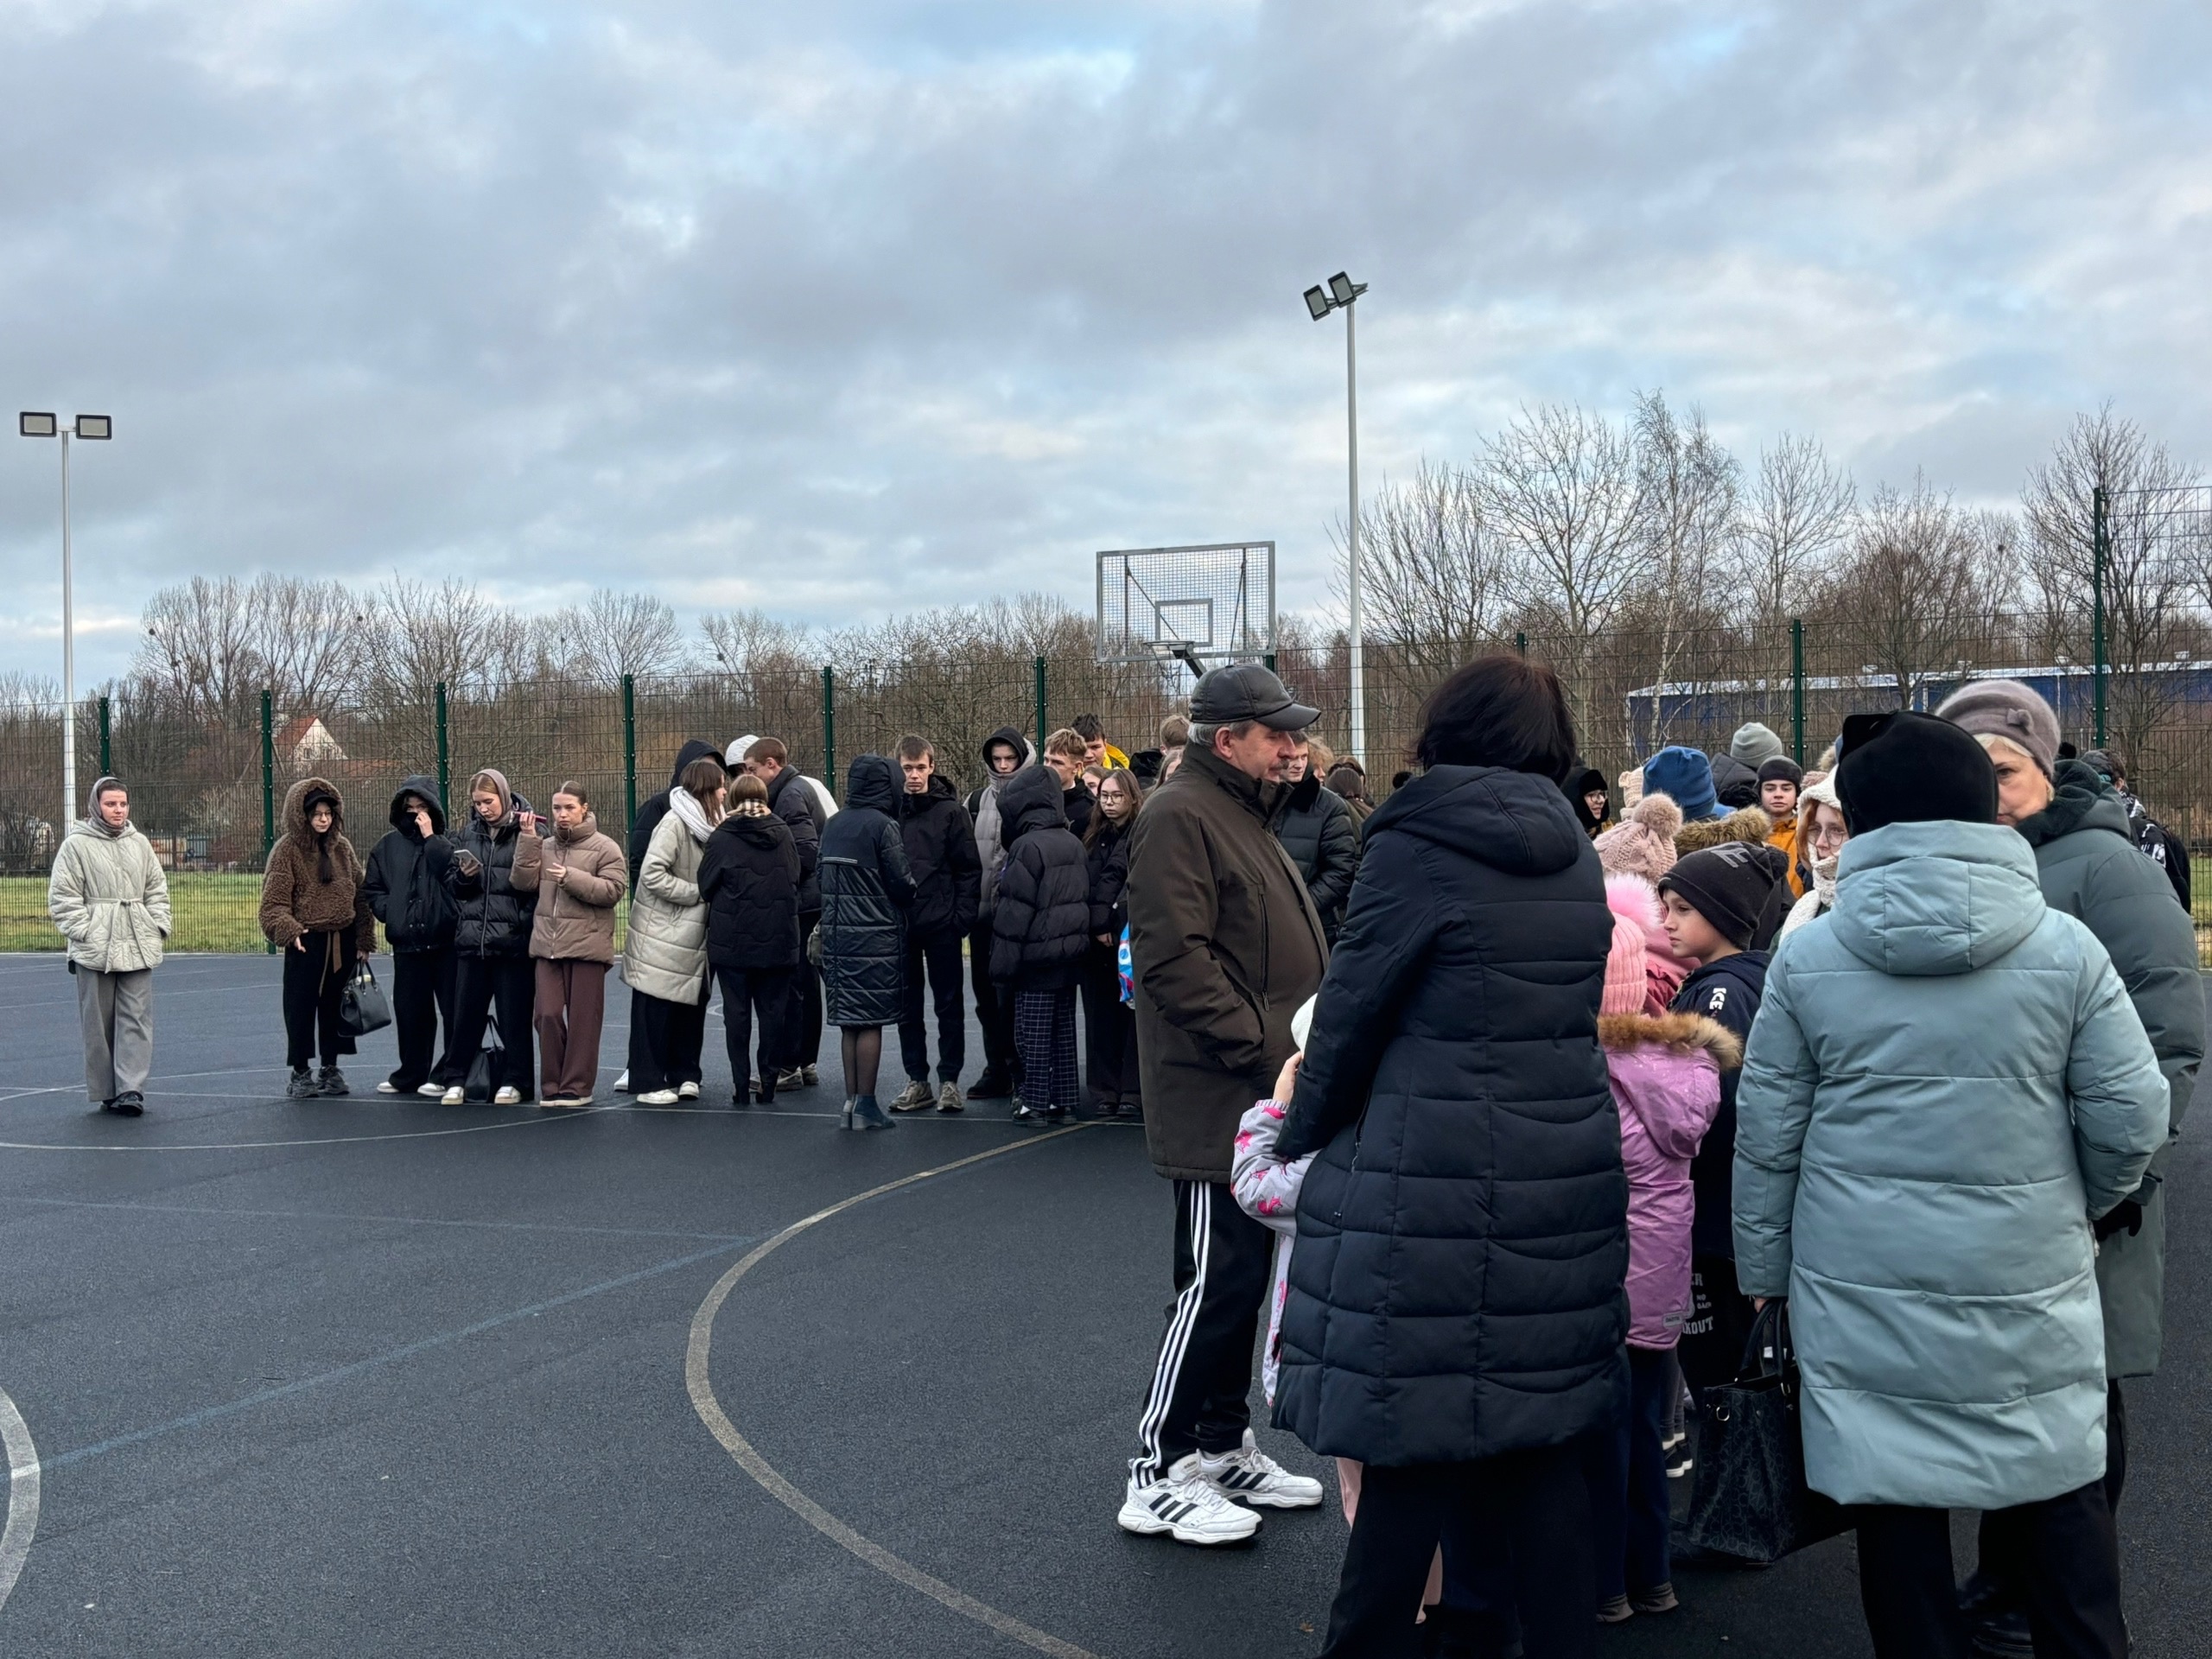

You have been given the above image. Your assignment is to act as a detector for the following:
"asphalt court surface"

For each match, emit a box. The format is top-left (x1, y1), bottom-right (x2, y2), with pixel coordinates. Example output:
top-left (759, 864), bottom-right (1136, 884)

top-left (0, 952), bottom-right (2206, 1656)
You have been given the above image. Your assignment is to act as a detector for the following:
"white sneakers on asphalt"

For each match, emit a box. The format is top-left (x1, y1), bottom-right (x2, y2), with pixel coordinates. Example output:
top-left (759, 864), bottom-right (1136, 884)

top-left (493, 1085), bottom-right (521, 1105)
top-left (635, 1088), bottom-right (679, 1105)
top-left (1116, 1433), bottom-right (1325, 1547)
top-left (678, 1081), bottom-right (701, 1100)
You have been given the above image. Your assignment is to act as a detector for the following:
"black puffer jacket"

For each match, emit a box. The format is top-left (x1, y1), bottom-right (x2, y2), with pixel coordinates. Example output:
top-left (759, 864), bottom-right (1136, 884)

top-left (1085, 816), bottom-right (1133, 938)
top-left (1274, 766), bottom-right (1626, 1468)
top-left (1708, 752), bottom-right (1760, 810)
top-left (817, 756), bottom-right (916, 1026)
top-left (362, 774), bottom-right (455, 952)
top-left (990, 765), bottom-right (1091, 988)
top-left (629, 741), bottom-right (722, 889)
top-left (446, 794), bottom-right (541, 959)
top-left (897, 772), bottom-right (982, 938)
top-left (766, 763), bottom-right (826, 916)
top-left (699, 809), bottom-right (803, 972)
top-left (1274, 772), bottom-right (1361, 941)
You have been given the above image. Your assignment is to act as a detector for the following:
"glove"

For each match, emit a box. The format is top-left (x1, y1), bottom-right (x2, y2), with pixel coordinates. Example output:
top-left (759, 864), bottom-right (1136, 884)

top-left (2093, 1198), bottom-right (2144, 1242)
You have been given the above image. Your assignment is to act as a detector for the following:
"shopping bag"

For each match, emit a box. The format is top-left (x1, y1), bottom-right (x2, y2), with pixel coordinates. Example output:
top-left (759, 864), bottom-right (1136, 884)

top-left (463, 1014), bottom-right (504, 1103)
top-left (1681, 1301), bottom-right (1848, 1564)
top-left (337, 959), bottom-right (393, 1038)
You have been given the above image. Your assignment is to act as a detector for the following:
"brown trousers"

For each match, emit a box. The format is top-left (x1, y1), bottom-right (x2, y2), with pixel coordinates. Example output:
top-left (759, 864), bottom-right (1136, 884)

top-left (533, 958), bottom-right (607, 1100)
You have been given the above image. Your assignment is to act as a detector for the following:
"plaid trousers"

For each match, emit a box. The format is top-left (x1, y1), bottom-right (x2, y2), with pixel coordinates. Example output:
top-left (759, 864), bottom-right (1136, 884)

top-left (1014, 985), bottom-right (1080, 1111)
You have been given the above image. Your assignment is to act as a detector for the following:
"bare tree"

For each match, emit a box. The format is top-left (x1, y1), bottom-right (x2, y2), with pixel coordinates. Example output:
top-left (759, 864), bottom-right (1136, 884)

top-left (1338, 459), bottom-right (1512, 683)
top-left (1818, 474), bottom-right (1999, 709)
top-left (701, 607), bottom-right (813, 675)
top-left (251, 575), bottom-right (366, 714)
top-left (132, 576), bottom-right (267, 723)
top-left (364, 576), bottom-right (535, 700)
top-left (544, 589), bottom-right (686, 689)
top-left (1629, 391), bottom-right (1740, 752)
top-left (1738, 432), bottom-right (1855, 624)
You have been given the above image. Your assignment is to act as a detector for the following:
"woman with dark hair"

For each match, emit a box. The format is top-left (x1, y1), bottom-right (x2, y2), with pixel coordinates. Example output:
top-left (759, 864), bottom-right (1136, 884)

top-left (623, 756), bottom-right (723, 1105)
top-left (817, 754), bottom-right (918, 1129)
top-left (1274, 653), bottom-right (1625, 1659)
top-left (259, 777), bottom-right (377, 1098)
top-left (1571, 764), bottom-right (1612, 838)
top-left (1082, 767), bottom-right (1143, 1118)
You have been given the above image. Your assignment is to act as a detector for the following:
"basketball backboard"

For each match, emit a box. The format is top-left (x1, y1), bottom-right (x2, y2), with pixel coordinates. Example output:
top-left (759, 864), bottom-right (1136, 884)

top-left (1096, 543), bottom-right (1276, 672)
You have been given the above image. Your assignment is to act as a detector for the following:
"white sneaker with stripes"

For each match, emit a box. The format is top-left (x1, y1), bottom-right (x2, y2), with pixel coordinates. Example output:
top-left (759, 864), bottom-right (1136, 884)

top-left (1196, 1430), bottom-right (1326, 1509)
top-left (1116, 1454), bottom-right (1262, 1545)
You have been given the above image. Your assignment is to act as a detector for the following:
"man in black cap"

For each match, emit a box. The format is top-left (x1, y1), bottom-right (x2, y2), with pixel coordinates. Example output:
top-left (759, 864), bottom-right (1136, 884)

top-left (1116, 663), bottom-right (1331, 1546)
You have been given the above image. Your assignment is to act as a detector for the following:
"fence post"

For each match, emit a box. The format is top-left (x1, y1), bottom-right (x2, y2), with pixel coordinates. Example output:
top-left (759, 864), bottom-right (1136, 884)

top-left (822, 665), bottom-right (836, 801)
top-left (1033, 656), bottom-right (1047, 753)
top-left (435, 681), bottom-right (451, 819)
top-left (261, 689), bottom-right (276, 953)
top-left (98, 695), bottom-right (111, 777)
top-left (617, 673), bottom-right (637, 836)
top-left (1515, 631), bottom-right (1528, 658)
top-left (1790, 619), bottom-right (1805, 765)
top-left (2092, 485), bottom-right (2109, 746)
top-left (1264, 652), bottom-right (1277, 675)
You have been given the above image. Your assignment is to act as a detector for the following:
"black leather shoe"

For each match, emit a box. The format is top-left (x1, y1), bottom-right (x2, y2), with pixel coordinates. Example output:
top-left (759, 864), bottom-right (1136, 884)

top-left (105, 1093), bottom-right (143, 1116)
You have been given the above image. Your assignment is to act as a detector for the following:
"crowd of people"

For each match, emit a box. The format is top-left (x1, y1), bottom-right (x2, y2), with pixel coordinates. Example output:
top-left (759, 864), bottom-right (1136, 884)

top-left (44, 657), bottom-right (2200, 1659)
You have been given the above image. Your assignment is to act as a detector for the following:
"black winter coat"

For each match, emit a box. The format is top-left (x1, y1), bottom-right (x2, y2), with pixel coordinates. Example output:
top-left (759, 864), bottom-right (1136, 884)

top-left (699, 810), bottom-right (804, 973)
top-left (990, 766), bottom-right (1092, 989)
top-left (629, 741), bottom-right (723, 890)
top-left (1273, 766), bottom-right (1627, 1468)
top-left (1674, 950), bottom-right (1768, 1261)
top-left (1274, 772), bottom-right (1361, 941)
top-left (446, 804), bottom-right (540, 959)
top-left (1085, 817), bottom-right (1133, 938)
top-left (897, 773), bottom-right (982, 938)
top-left (362, 774), bottom-right (456, 952)
top-left (817, 756), bottom-right (916, 1026)
top-left (766, 764), bottom-right (826, 916)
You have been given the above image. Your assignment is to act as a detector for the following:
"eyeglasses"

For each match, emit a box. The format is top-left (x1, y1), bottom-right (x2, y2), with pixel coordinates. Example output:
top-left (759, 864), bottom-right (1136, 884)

top-left (1811, 822), bottom-right (1849, 854)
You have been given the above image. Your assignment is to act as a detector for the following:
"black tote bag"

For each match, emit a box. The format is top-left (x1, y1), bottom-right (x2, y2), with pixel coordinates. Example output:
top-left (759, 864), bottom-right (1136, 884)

top-left (1682, 1301), bottom-right (1850, 1564)
top-left (337, 959), bottom-right (393, 1039)
top-left (463, 1014), bottom-right (504, 1103)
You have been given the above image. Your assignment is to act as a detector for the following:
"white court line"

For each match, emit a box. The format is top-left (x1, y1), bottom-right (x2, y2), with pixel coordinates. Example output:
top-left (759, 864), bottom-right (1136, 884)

top-left (0, 1386), bottom-right (38, 1615)
top-left (0, 1109), bottom-right (605, 1153)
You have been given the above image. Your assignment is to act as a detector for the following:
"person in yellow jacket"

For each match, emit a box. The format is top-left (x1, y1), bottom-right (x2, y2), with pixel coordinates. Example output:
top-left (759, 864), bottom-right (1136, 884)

top-left (1758, 758), bottom-right (1805, 896)
top-left (1072, 712), bottom-right (1130, 771)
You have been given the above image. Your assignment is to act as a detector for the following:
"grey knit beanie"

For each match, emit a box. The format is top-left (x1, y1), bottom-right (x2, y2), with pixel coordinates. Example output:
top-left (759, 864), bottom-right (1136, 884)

top-left (1729, 721), bottom-right (1787, 769)
top-left (1934, 680), bottom-right (2060, 777)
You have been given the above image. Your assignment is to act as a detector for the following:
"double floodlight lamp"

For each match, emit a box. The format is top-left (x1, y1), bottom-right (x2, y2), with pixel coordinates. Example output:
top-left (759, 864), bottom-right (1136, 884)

top-left (19, 413), bottom-right (111, 440)
top-left (1303, 270), bottom-right (1366, 321)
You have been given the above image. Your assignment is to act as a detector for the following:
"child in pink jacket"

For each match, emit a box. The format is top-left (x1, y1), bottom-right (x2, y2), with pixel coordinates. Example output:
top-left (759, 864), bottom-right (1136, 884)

top-left (1587, 896), bottom-right (1734, 1623)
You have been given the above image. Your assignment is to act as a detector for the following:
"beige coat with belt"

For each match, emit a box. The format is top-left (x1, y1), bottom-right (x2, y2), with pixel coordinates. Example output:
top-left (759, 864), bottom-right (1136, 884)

top-left (48, 818), bottom-right (172, 973)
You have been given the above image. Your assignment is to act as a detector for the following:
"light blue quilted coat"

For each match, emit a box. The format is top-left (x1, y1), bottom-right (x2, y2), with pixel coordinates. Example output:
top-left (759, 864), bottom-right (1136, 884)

top-left (1732, 820), bottom-right (2166, 1509)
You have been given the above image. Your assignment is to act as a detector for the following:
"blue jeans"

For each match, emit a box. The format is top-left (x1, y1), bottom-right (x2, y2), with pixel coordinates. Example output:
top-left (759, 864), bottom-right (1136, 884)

top-left (1586, 1344), bottom-right (1675, 1599)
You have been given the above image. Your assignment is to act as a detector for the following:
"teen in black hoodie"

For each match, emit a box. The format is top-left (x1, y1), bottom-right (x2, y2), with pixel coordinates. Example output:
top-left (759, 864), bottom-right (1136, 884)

top-left (362, 774), bottom-right (457, 1095)
top-left (892, 737), bottom-right (982, 1111)
top-left (990, 764), bottom-right (1090, 1121)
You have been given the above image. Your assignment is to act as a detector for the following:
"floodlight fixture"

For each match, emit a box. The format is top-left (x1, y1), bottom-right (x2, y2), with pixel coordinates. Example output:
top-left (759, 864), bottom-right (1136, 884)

top-left (75, 415), bottom-right (111, 440)
top-left (1328, 270), bottom-right (1357, 306)
top-left (1303, 285), bottom-right (1330, 322)
top-left (19, 412), bottom-right (57, 437)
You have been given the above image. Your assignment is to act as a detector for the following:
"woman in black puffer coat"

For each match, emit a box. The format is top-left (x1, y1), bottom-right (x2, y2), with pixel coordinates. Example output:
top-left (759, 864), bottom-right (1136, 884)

top-left (991, 764), bottom-right (1091, 1121)
top-left (817, 754), bottom-right (917, 1129)
top-left (442, 767), bottom-right (542, 1104)
top-left (1274, 655), bottom-right (1625, 1659)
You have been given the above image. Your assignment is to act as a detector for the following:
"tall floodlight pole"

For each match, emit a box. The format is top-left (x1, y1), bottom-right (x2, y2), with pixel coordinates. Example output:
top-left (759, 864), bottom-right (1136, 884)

top-left (18, 413), bottom-right (113, 830)
top-left (1304, 272), bottom-right (1369, 763)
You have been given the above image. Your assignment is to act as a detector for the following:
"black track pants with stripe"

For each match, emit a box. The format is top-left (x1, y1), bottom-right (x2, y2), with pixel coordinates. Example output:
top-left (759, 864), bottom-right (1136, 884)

top-left (1129, 1179), bottom-right (1276, 1487)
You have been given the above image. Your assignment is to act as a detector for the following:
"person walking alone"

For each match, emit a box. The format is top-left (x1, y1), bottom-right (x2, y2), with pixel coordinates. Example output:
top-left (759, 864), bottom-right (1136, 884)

top-left (700, 772), bottom-right (802, 1106)
top-left (1117, 664), bottom-right (1328, 1548)
top-left (441, 770), bottom-right (543, 1105)
top-left (624, 756), bottom-right (722, 1105)
top-left (817, 754), bottom-right (917, 1130)
top-left (964, 726), bottom-right (1033, 1098)
top-left (48, 776), bottom-right (170, 1116)
top-left (521, 782), bottom-right (626, 1106)
top-left (259, 777), bottom-right (377, 1099)
top-left (362, 775), bottom-right (457, 1097)
top-left (1082, 768), bottom-right (1142, 1118)
top-left (891, 735), bottom-right (981, 1114)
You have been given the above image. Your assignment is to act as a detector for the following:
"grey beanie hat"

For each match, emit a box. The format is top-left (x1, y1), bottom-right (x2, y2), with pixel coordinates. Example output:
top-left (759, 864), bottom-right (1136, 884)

top-left (1934, 679), bottom-right (2060, 777)
top-left (1729, 721), bottom-right (1787, 769)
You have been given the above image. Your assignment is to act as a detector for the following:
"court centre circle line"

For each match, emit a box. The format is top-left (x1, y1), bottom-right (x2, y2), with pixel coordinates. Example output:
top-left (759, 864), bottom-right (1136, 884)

top-left (686, 1124), bottom-right (1107, 1659)
top-left (0, 1386), bottom-right (39, 1615)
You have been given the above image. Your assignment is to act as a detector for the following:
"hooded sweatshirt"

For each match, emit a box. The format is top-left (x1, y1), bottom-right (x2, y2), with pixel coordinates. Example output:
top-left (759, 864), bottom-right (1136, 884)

top-left (968, 724), bottom-right (1037, 919)
top-left (363, 775), bottom-right (455, 953)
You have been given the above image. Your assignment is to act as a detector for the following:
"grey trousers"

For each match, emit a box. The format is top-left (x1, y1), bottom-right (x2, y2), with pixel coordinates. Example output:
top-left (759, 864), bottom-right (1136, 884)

top-left (77, 967), bottom-right (154, 1102)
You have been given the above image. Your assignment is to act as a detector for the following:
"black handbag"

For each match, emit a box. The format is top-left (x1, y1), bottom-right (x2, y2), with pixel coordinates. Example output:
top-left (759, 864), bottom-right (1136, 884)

top-left (337, 959), bottom-right (393, 1038)
top-left (463, 1014), bottom-right (504, 1103)
top-left (1682, 1300), bottom-right (1849, 1564)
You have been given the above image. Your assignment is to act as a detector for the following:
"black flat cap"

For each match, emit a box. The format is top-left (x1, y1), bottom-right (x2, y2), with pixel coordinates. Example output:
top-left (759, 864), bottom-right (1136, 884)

top-left (1189, 664), bottom-right (1319, 731)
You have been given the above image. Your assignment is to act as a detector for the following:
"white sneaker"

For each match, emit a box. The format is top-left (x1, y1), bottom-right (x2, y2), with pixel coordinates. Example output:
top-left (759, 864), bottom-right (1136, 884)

top-left (376, 1080), bottom-right (399, 1095)
top-left (1196, 1430), bottom-right (1326, 1509)
top-left (493, 1086), bottom-right (521, 1105)
top-left (614, 1070), bottom-right (631, 1093)
top-left (440, 1086), bottom-right (465, 1106)
top-left (1116, 1455), bottom-right (1263, 1545)
top-left (636, 1089), bottom-right (679, 1105)
top-left (677, 1081), bottom-right (701, 1100)
top-left (416, 1083), bottom-right (444, 1098)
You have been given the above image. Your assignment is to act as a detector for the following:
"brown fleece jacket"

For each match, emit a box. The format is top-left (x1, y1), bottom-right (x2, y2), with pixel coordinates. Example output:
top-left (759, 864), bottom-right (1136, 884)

top-left (258, 777), bottom-right (377, 953)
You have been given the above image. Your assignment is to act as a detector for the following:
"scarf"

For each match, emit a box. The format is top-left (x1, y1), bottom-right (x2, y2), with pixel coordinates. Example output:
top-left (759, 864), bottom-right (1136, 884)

top-left (1808, 849), bottom-right (1840, 912)
top-left (86, 775), bottom-right (130, 838)
top-left (668, 786), bottom-right (715, 843)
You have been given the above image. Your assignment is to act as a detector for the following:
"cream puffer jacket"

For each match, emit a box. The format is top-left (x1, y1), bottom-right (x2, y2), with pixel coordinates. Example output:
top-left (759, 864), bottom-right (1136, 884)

top-left (621, 810), bottom-right (709, 1001)
top-left (49, 818), bottom-right (172, 973)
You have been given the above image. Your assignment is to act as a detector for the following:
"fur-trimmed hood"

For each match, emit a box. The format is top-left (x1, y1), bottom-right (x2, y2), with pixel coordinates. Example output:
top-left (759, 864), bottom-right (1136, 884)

top-left (1599, 1009), bottom-right (1742, 1068)
top-left (1675, 803), bottom-right (1770, 855)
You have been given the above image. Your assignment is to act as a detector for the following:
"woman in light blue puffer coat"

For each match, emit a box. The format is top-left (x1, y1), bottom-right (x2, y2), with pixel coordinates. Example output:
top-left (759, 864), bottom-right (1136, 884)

top-left (1732, 713), bottom-right (2165, 1659)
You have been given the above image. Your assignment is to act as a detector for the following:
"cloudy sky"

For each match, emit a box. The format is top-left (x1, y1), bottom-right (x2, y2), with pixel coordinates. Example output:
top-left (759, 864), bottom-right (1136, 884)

top-left (3, 0), bottom-right (2209, 685)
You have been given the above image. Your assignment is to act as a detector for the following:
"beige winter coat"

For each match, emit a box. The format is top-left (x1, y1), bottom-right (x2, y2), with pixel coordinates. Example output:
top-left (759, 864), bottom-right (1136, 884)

top-left (621, 810), bottom-right (709, 1001)
top-left (520, 813), bottom-right (628, 963)
top-left (48, 818), bottom-right (172, 973)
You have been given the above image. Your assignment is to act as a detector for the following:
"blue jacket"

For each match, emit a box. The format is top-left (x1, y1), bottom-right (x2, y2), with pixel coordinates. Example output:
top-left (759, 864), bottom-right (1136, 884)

top-left (1732, 821), bottom-right (2167, 1510)
top-left (1273, 765), bottom-right (1626, 1467)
